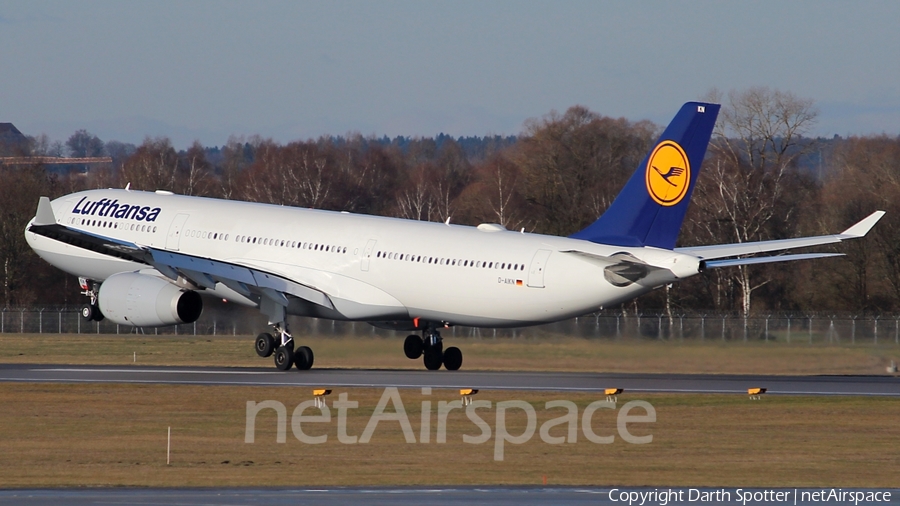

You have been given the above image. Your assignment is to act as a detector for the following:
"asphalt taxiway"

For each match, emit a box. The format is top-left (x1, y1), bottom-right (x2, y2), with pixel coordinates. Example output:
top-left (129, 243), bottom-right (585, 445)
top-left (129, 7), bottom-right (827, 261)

top-left (1, 487), bottom-right (897, 506)
top-left (2, 487), bottom-right (606, 506)
top-left (0, 364), bottom-right (897, 396)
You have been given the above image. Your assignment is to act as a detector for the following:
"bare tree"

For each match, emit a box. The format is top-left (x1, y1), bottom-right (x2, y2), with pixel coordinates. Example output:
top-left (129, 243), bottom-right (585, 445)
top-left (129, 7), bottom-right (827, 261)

top-left (0, 164), bottom-right (62, 306)
top-left (219, 136), bottom-right (254, 200)
top-left (121, 137), bottom-right (179, 192)
top-left (182, 141), bottom-right (216, 196)
top-left (691, 87), bottom-right (819, 315)
top-left (66, 130), bottom-right (105, 158)
top-left (396, 164), bottom-right (434, 221)
top-left (457, 153), bottom-right (528, 230)
top-left (330, 137), bottom-right (402, 215)
top-left (516, 106), bottom-right (656, 236)
top-left (819, 135), bottom-right (900, 310)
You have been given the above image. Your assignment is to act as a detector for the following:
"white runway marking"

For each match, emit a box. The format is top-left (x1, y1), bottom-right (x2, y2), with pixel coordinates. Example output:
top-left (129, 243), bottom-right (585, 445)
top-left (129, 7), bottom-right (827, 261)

top-left (38, 368), bottom-right (280, 375)
top-left (6, 376), bottom-right (898, 396)
top-left (2, 365), bottom-right (895, 396)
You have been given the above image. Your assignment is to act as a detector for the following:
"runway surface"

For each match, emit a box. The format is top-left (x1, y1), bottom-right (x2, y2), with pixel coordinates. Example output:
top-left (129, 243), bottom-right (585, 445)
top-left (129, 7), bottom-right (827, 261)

top-left (0, 363), bottom-right (898, 396)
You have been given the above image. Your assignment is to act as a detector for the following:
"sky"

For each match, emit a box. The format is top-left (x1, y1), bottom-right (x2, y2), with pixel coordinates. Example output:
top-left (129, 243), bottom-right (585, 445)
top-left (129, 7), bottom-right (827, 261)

top-left (2, 1), bottom-right (899, 149)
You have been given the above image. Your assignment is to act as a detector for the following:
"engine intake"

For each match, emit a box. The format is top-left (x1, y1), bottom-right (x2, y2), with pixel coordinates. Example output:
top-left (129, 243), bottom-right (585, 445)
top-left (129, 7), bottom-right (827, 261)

top-left (98, 272), bottom-right (203, 327)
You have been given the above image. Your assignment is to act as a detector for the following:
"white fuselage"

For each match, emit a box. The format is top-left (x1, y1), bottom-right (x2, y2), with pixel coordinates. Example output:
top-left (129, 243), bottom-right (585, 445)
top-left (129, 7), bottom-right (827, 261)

top-left (25, 189), bottom-right (702, 327)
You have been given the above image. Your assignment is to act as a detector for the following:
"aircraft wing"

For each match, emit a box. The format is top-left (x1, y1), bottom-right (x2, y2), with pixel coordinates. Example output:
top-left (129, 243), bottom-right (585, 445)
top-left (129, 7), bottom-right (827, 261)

top-left (675, 211), bottom-right (885, 268)
top-left (27, 197), bottom-right (335, 310)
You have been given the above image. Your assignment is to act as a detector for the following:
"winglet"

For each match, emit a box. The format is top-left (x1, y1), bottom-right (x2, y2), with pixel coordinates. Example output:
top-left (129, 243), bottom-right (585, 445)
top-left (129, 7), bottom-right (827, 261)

top-left (33, 197), bottom-right (56, 226)
top-left (840, 211), bottom-right (885, 238)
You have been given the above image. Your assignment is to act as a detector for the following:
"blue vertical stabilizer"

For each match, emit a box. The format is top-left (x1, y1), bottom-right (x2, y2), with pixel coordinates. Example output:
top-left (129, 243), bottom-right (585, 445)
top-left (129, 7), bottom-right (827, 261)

top-left (569, 102), bottom-right (720, 250)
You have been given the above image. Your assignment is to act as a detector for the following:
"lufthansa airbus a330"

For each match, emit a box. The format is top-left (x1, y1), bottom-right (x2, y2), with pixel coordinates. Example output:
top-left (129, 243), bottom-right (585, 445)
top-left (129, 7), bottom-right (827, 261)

top-left (24, 102), bottom-right (884, 371)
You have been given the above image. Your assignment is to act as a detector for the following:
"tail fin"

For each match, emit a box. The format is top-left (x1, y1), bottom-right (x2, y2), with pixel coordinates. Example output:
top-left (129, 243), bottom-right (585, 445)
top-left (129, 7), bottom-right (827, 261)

top-left (569, 102), bottom-right (719, 249)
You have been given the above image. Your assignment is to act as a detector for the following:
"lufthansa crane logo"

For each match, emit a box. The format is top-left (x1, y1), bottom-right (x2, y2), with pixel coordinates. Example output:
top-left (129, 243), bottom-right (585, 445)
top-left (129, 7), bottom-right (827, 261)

top-left (645, 140), bottom-right (690, 206)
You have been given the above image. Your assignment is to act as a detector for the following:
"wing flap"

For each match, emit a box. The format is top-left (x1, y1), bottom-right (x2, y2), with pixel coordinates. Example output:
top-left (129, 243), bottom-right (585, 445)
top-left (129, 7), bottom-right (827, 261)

top-left (150, 249), bottom-right (257, 285)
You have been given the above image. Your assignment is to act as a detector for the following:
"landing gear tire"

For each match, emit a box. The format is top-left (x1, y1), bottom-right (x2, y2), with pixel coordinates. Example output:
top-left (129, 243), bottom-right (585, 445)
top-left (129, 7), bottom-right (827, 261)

top-left (81, 304), bottom-right (103, 322)
top-left (255, 333), bottom-right (276, 358)
top-left (295, 346), bottom-right (314, 370)
top-left (274, 346), bottom-right (295, 371)
top-left (404, 334), bottom-right (424, 359)
top-left (423, 348), bottom-right (443, 371)
top-left (443, 346), bottom-right (463, 371)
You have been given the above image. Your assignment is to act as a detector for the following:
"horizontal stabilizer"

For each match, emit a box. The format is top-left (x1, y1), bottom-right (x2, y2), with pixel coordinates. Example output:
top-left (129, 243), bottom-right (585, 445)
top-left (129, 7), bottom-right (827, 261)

top-left (702, 252), bottom-right (844, 269)
top-left (677, 211), bottom-right (885, 261)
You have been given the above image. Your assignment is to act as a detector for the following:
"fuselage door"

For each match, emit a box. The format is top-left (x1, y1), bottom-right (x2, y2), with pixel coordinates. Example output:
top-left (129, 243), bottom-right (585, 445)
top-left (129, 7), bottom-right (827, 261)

top-left (166, 214), bottom-right (190, 251)
top-left (361, 239), bottom-right (377, 271)
top-left (527, 249), bottom-right (552, 288)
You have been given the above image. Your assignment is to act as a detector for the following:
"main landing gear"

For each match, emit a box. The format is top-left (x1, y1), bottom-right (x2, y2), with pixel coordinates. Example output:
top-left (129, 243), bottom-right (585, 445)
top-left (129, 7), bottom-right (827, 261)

top-left (403, 325), bottom-right (462, 371)
top-left (255, 322), bottom-right (314, 371)
top-left (79, 277), bottom-right (104, 322)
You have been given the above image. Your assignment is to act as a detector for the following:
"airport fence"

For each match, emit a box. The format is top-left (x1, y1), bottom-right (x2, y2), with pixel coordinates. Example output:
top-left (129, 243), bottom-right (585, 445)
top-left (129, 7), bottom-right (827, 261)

top-left (2, 306), bottom-right (900, 345)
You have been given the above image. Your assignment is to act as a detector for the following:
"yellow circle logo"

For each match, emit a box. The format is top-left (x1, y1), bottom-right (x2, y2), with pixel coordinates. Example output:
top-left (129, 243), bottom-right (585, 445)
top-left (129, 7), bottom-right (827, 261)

top-left (645, 140), bottom-right (690, 206)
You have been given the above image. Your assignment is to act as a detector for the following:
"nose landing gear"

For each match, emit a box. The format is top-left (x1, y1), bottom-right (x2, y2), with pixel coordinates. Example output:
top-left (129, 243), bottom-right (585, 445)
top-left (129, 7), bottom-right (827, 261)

top-left (79, 277), bottom-right (104, 322)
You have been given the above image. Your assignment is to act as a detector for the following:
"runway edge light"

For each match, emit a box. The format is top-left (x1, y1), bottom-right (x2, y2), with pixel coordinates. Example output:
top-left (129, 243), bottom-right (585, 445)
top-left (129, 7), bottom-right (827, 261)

top-left (460, 388), bottom-right (479, 406)
top-left (313, 388), bottom-right (332, 408)
top-left (748, 387), bottom-right (767, 400)
top-left (605, 388), bottom-right (623, 403)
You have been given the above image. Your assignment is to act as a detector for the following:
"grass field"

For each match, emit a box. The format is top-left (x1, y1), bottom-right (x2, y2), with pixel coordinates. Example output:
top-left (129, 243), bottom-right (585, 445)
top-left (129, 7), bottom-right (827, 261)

top-left (0, 384), bottom-right (897, 488)
top-left (1, 333), bottom-right (898, 375)
top-left (1, 333), bottom-right (898, 488)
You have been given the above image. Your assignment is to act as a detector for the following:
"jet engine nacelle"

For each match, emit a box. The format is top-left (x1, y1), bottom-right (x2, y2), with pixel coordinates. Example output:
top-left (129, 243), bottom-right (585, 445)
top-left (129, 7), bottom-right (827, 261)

top-left (98, 272), bottom-right (203, 327)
